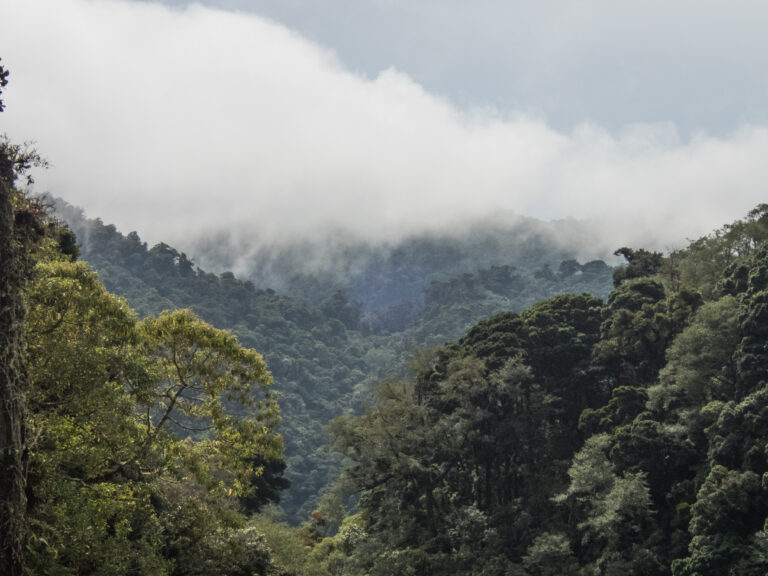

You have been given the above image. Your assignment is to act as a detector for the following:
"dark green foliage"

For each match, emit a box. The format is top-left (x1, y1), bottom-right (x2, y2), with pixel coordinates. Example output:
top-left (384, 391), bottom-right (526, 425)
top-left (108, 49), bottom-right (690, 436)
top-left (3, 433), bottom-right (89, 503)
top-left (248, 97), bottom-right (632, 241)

top-left (0, 57), bottom-right (8, 112)
top-left (41, 171), bottom-right (768, 576)
top-left (0, 159), bottom-right (40, 576)
top-left (241, 454), bottom-right (291, 514)
top-left (330, 293), bottom-right (606, 573)
top-left (0, 92), bottom-right (50, 572)
top-left (317, 206), bottom-right (768, 575)
top-left (452, 311), bottom-right (526, 369)
top-left (321, 290), bottom-right (362, 330)
top-left (612, 247), bottom-right (664, 287)
top-left (54, 198), bottom-right (615, 524)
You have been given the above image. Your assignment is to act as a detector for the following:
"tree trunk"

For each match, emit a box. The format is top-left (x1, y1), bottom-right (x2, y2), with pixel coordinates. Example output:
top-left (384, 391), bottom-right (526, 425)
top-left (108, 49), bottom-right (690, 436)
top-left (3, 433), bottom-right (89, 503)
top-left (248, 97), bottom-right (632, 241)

top-left (0, 177), bottom-right (28, 576)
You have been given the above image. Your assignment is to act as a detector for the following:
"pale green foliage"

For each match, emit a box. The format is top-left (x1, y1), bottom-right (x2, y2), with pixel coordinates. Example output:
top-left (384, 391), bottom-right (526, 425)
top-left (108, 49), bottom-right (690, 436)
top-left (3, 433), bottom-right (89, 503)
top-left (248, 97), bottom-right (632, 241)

top-left (655, 295), bottom-right (740, 407)
top-left (24, 260), bottom-right (287, 574)
top-left (522, 532), bottom-right (578, 576)
top-left (138, 309), bottom-right (283, 497)
top-left (26, 260), bottom-right (167, 573)
top-left (555, 434), bottom-right (614, 506)
top-left (675, 204), bottom-right (768, 298)
top-left (581, 472), bottom-right (653, 547)
top-left (309, 514), bottom-right (368, 576)
top-left (248, 513), bottom-right (330, 576)
top-left (555, 435), bottom-right (656, 574)
top-left (446, 504), bottom-right (494, 555)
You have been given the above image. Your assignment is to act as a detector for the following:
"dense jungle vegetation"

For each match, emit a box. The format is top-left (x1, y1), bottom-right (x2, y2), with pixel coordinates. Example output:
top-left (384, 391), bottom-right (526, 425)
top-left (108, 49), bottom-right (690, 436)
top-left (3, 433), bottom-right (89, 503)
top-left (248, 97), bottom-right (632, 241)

top-left (1, 147), bottom-right (287, 574)
top-left (35, 200), bottom-right (768, 576)
top-left (315, 205), bottom-right (768, 576)
top-left (54, 199), bottom-right (614, 524)
top-left (3, 58), bottom-right (768, 574)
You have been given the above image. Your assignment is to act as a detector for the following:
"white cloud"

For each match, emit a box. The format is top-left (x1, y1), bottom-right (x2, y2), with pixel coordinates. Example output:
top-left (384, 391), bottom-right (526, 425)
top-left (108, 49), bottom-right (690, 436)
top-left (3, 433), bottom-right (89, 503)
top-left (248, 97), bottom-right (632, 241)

top-left (1, 0), bottom-right (766, 258)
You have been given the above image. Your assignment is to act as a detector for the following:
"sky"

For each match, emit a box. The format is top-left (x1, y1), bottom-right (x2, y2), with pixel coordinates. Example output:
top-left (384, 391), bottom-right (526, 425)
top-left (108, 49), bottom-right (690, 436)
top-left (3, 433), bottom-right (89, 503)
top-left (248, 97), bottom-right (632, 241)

top-left (1, 0), bottom-right (767, 256)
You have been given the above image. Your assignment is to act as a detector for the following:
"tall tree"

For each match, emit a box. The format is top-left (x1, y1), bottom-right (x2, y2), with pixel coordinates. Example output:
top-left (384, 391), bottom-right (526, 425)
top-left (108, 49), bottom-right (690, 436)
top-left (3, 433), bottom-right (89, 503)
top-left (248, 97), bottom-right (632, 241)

top-left (0, 132), bottom-right (28, 576)
top-left (0, 58), bottom-right (45, 576)
top-left (23, 261), bottom-right (288, 574)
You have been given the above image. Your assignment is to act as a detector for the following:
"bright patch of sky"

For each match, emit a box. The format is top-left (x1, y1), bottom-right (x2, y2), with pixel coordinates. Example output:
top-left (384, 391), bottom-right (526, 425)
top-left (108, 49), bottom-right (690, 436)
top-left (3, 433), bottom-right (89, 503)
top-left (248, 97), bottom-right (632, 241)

top-left (1, 0), bottom-right (766, 255)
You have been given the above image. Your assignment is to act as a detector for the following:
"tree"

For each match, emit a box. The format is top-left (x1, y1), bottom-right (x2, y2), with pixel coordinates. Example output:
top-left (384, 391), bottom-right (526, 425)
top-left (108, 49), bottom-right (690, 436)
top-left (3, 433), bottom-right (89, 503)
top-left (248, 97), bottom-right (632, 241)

top-left (0, 155), bottom-right (32, 576)
top-left (555, 435), bottom-right (659, 573)
top-left (592, 278), bottom-right (699, 393)
top-left (673, 466), bottom-right (766, 576)
top-left (25, 260), bottom-right (168, 574)
top-left (523, 532), bottom-right (579, 576)
top-left (0, 58), bottom-right (8, 112)
top-left (612, 247), bottom-right (664, 287)
top-left (0, 59), bottom-right (46, 575)
top-left (654, 296), bottom-right (740, 409)
top-left (136, 309), bottom-right (284, 501)
top-left (23, 262), bottom-right (289, 574)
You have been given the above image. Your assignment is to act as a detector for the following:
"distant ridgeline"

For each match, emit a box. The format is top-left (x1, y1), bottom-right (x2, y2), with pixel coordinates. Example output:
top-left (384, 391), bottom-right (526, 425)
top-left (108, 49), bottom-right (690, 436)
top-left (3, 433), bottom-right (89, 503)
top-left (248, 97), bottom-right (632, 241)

top-left (53, 198), bottom-right (614, 524)
top-left (183, 212), bottom-right (614, 316)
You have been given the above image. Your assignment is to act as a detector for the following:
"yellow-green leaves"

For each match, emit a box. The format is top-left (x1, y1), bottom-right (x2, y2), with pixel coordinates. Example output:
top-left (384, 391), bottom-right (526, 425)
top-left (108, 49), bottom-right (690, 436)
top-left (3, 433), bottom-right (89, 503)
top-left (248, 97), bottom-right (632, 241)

top-left (25, 262), bottom-right (287, 574)
top-left (137, 309), bottom-right (282, 498)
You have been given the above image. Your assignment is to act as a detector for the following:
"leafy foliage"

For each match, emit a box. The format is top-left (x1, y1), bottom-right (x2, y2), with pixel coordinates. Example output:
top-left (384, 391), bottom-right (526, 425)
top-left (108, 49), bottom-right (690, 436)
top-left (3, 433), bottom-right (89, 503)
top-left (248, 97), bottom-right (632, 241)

top-left (310, 205), bottom-right (768, 575)
top-left (53, 198), bottom-right (614, 523)
top-left (33, 176), bottom-right (768, 575)
top-left (20, 245), bottom-right (289, 574)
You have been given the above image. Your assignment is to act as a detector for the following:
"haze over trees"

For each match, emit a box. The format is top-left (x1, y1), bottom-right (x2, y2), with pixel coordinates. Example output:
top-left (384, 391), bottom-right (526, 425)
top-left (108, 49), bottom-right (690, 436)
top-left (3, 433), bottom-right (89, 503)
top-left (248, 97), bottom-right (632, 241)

top-left (47, 198), bottom-right (768, 575)
top-left (304, 205), bottom-right (768, 576)
top-left (54, 199), bottom-right (614, 523)
top-left (3, 54), bottom-right (768, 575)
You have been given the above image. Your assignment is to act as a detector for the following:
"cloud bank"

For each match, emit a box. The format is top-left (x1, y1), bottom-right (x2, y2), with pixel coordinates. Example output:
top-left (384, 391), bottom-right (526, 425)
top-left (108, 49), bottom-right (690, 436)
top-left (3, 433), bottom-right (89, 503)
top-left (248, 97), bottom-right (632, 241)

top-left (1, 0), bottom-right (766, 258)
top-left (182, 0), bottom-right (768, 135)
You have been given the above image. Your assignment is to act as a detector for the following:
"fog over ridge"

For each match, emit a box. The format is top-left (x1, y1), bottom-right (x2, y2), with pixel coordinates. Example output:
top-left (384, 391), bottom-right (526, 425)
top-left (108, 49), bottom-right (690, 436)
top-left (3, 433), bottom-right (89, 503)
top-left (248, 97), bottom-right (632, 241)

top-left (1, 0), bottom-right (766, 262)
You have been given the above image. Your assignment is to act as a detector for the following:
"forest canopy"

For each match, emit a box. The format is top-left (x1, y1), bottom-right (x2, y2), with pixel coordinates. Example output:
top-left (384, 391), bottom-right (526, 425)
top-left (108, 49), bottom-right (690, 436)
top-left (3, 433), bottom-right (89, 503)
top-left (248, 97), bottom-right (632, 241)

top-left (19, 198), bottom-right (768, 576)
top-left (3, 53), bottom-right (768, 576)
top-left (0, 133), bottom-right (288, 575)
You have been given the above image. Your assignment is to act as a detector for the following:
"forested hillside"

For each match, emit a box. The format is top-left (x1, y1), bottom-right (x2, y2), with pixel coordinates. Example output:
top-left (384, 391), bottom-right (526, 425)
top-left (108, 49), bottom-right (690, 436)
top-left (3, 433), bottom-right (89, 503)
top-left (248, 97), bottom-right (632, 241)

top-left (54, 199), bottom-right (614, 523)
top-left (307, 205), bottom-right (768, 575)
top-left (7, 182), bottom-right (768, 574)
top-left (1, 144), bottom-right (291, 574)
top-left (27, 193), bottom-right (768, 576)
top-left (3, 10), bottom-right (768, 571)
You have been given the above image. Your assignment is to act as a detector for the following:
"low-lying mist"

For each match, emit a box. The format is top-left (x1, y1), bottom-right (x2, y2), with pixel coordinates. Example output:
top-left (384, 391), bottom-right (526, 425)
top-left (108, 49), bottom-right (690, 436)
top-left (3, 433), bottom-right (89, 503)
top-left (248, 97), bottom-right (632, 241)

top-left (182, 212), bottom-right (611, 299)
top-left (3, 0), bottom-right (767, 268)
